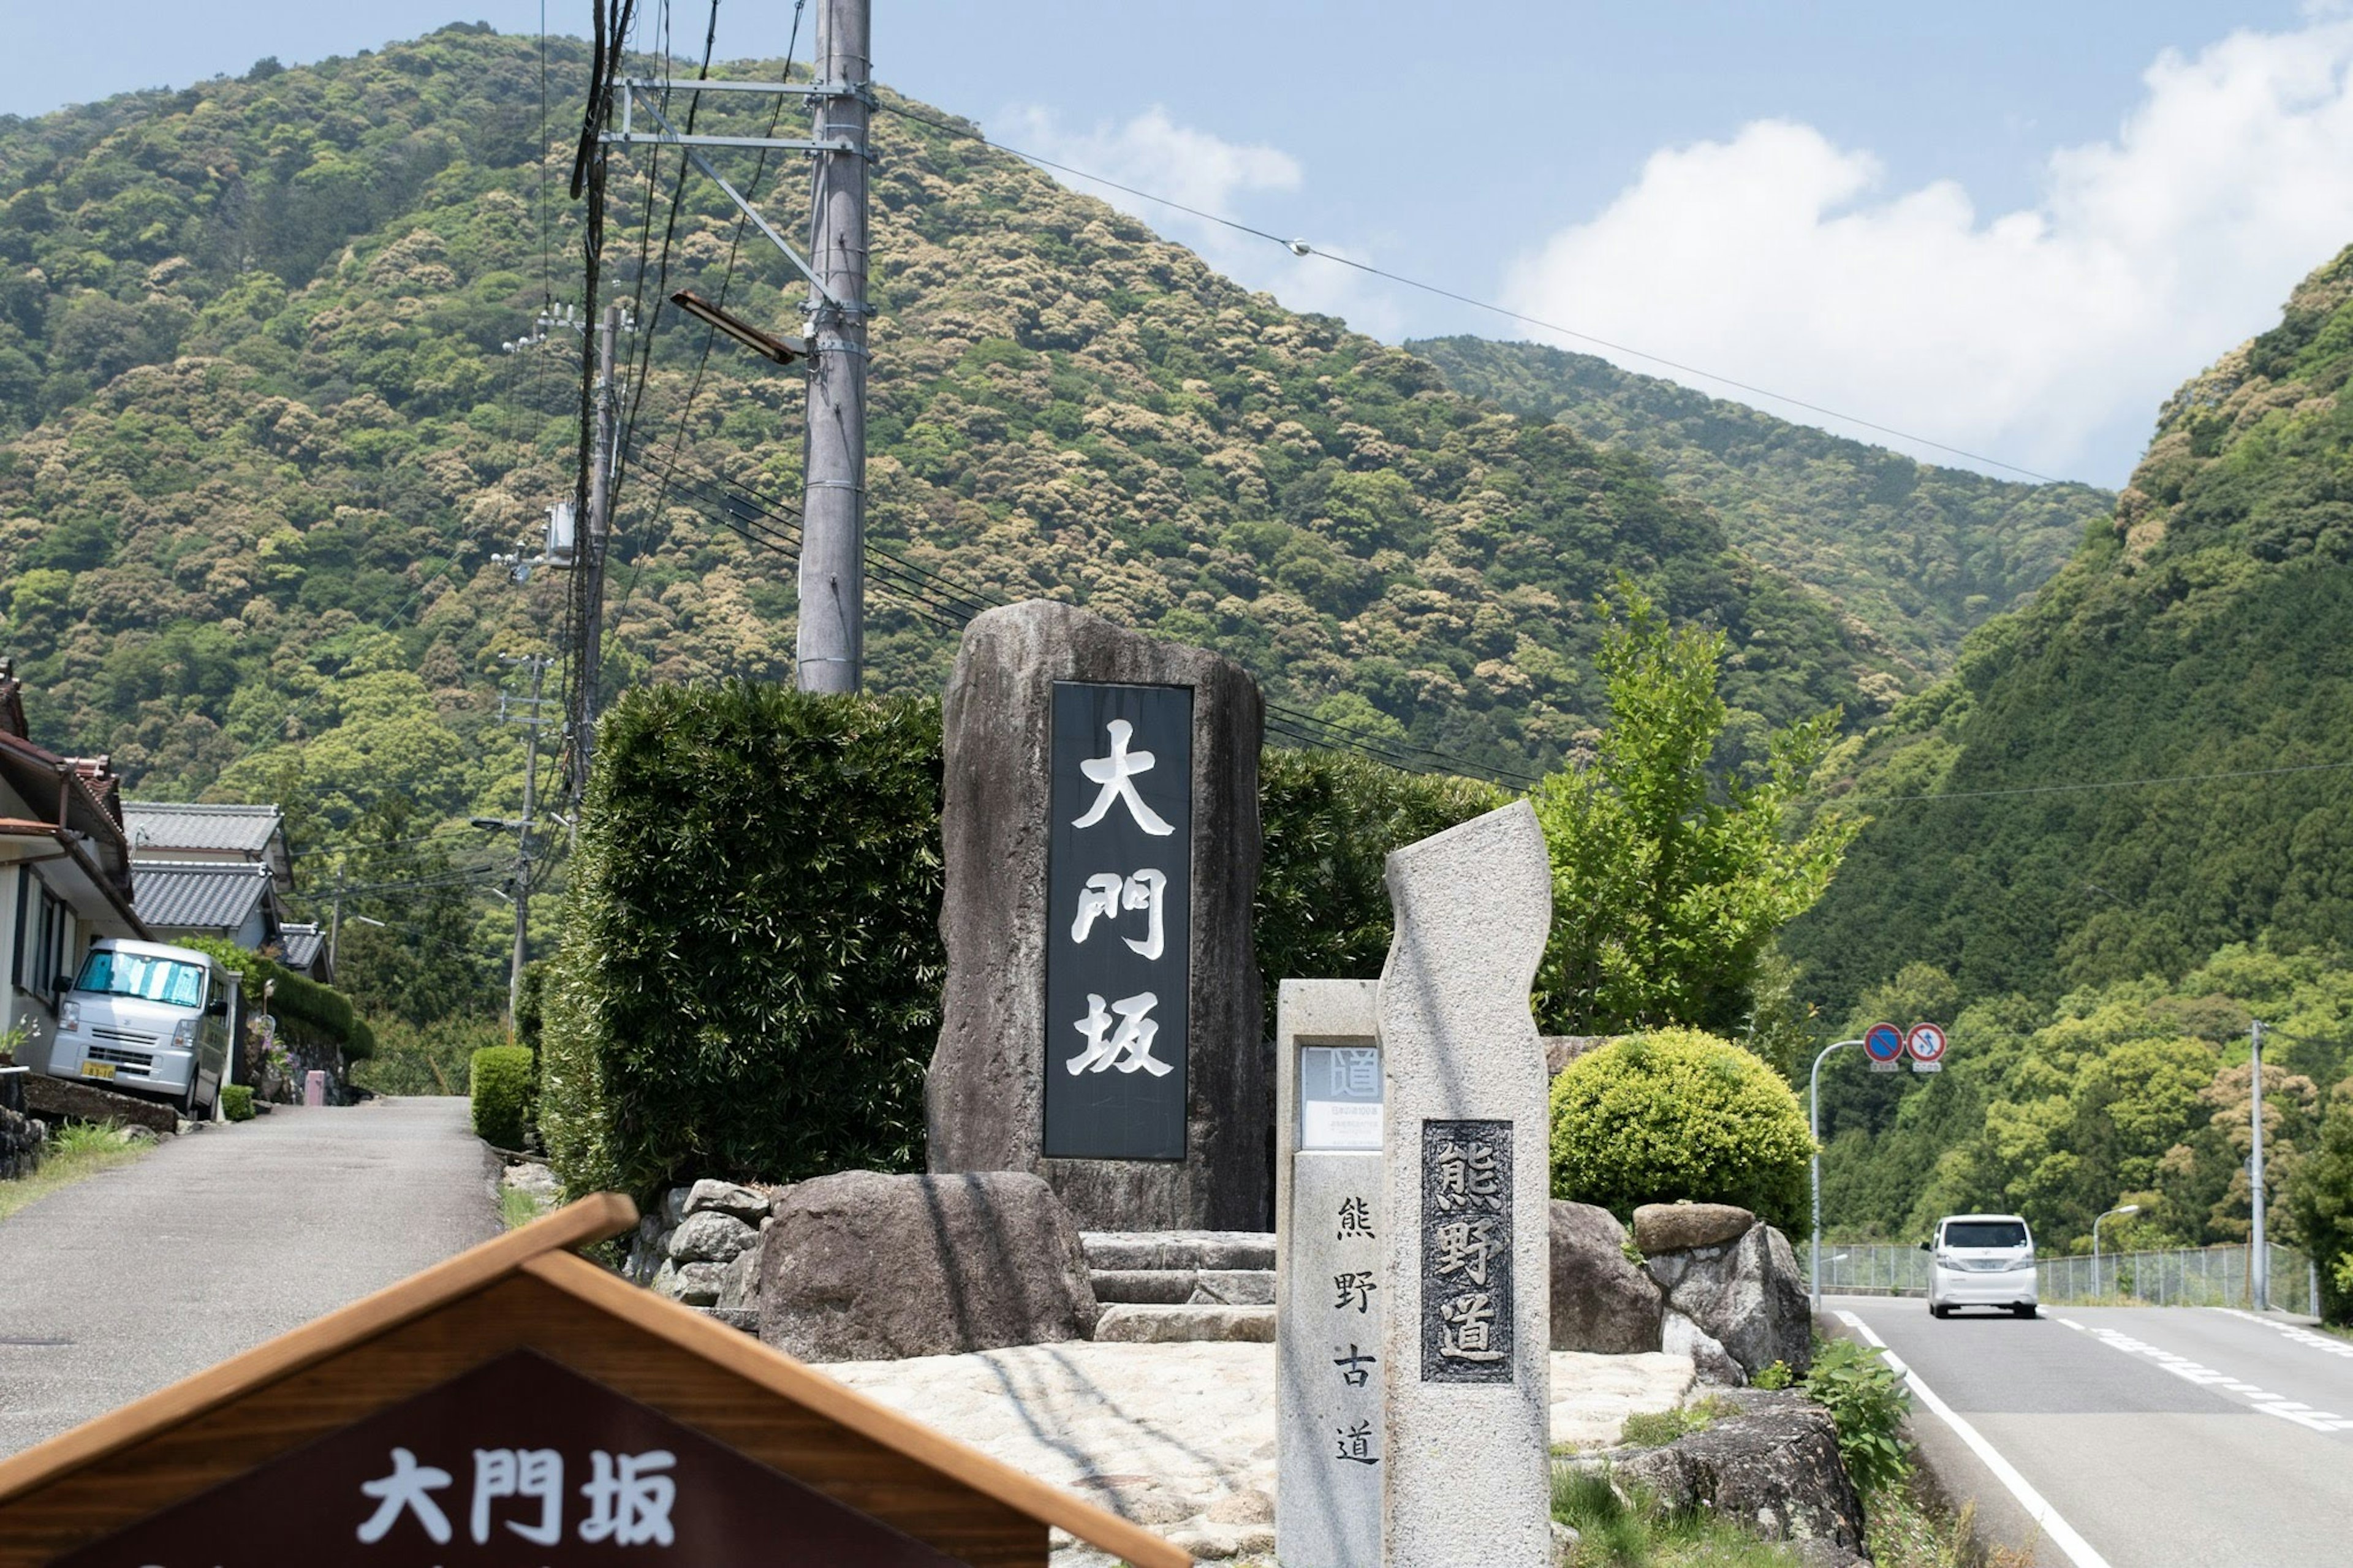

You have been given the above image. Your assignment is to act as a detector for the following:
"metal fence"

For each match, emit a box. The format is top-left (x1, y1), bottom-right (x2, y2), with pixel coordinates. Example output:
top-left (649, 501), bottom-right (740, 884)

top-left (1806, 1241), bottom-right (2319, 1314)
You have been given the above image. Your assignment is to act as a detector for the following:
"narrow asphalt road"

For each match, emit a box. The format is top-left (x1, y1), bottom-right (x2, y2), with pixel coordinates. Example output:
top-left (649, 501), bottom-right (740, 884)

top-left (0, 1097), bottom-right (499, 1457)
top-left (1830, 1294), bottom-right (2353, 1568)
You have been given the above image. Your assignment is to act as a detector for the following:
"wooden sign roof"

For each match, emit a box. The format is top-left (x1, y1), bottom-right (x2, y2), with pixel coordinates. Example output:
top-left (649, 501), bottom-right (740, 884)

top-left (0, 1194), bottom-right (1189, 1568)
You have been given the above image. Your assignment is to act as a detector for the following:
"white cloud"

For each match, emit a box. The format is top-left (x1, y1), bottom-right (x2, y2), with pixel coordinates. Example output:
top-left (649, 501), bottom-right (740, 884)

top-left (994, 104), bottom-right (1409, 337)
top-left (1501, 19), bottom-right (2353, 485)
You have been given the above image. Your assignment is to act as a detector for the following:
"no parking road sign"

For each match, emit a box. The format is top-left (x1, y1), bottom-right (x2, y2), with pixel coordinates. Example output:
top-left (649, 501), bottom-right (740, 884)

top-left (1906, 1021), bottom-right (1947, 1072)
top-left (1863, 1021), bottom-right (1906, 1072)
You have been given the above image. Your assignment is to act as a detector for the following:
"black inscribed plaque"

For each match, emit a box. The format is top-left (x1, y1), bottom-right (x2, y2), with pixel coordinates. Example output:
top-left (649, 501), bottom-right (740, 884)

top-left (1042, 680), bottom-right (1193, 1161)
top-left (1420, 1118), bottom-right (1514, 1384)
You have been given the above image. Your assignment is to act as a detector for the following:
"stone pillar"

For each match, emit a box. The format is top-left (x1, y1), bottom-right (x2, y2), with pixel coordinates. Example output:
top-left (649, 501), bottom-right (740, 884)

top-left (1275, 979), bottom-right (1385, 1568)
top-left (1376, 801), bottom-right (1553, 1568)
top-left (926, 600), bottom-right (1269, 1232)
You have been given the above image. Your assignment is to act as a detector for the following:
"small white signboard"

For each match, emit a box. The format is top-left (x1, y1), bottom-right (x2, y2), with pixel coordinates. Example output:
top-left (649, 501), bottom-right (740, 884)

top-left (1300, 1044), bottom-right (1383, 1151)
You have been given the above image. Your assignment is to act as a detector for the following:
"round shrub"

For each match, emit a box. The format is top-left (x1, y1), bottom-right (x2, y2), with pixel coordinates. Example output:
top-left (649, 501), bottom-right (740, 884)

top-left (1549, 1027), bottom-right (1813, 1227)
top-left (469, 1045), bottom-right (536, 1151)
top-left (219, 1083), bottom-right (255, 1123)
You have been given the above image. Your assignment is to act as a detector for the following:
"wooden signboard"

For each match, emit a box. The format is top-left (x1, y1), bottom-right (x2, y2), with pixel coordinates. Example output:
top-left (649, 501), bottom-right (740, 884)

top-left (0, 1195), bottom-right (1189, 1568)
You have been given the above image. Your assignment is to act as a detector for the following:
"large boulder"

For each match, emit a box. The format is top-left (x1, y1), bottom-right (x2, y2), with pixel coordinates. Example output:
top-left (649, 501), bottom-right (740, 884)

top-left (1549, 1200), bottom-right (1664, 1353)
top-left (757, 1169), bottom-right (1100, 1362)
top-left (1605, 1390), bottom-right (1865, 1555)
top-left (1634, 1202), bottom-right (1756, 1255)
top-left (1646, 1222), bottom-right (1812, 1381)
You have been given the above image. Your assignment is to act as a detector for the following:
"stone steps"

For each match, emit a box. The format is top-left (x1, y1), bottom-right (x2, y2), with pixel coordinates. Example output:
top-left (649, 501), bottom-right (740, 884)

top-left (1093, 1303), bottom-right (1276, 1344)
top-left (1082, 1230), bottom-right (1278, 1341)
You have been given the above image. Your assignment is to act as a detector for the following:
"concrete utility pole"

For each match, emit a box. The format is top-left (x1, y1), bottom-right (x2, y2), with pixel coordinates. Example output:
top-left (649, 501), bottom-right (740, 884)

top-left (507, 657), bottom-right (549, 1032)
top-left (798, 0), bottom-right (871, 692)
top-left (2250, 1018), bottom-right (2268, 1311)
top-left (577, 300), bottom-right (623, 792)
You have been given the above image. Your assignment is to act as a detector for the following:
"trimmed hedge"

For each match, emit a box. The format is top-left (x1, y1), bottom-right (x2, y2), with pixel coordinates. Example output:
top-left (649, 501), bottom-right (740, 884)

top-left (220, 1083), bottom-right (255, 1123)
top-left (1549, 1027), bottom-right (1814, 1228)
top-left (469, 1045), bottom-right (535, 1149)
top-left (540, 686), bottom-right (947, 1199)
top-left (181, 937), bottom-right (373, 1061)
top-left (1257, 749), bottom-right (1507, 1025)
top-left (537, 690), bottom-right (1520, 1203)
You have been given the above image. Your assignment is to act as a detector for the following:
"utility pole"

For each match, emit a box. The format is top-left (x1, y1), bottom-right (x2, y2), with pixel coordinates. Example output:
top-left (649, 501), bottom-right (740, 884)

top-left (326, 862), bottom-right (347, 977)
top-left (2250, 1018), bottom-right (2268, 1311)
top-left (506, 657), bottom-right (550, 1031)
top-left (575, 300), bottom-right (623, 796)
top-left (798, 0), bottom-right (871, 693)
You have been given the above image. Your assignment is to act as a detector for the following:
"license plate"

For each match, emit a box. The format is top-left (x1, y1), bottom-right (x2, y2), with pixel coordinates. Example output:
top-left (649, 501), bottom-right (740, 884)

top-left (79, 1061), bottom-right (115, 1081)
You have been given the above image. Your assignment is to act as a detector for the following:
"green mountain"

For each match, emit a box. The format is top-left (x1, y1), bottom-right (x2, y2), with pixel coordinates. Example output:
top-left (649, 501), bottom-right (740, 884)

top-left (0, 23), bottom-right (1898, 850)
top-left (1411, 336), bottom-right (2114, 675)
top-left (1784, 243), bottom-right (2353, 1023)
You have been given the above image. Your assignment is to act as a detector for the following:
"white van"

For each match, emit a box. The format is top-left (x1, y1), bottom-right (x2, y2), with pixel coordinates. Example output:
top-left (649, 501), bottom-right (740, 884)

top-left (37, 937), bottom-right (231, 1119)
top-left (1925, 1213), bottom-right (2038, 1318)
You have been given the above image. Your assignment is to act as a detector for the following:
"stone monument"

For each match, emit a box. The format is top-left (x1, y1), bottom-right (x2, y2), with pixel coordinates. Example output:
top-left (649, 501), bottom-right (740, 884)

top-left (926, 600), bottom-right (1270, 1232)
top-left (1376, 801), bottom-right (1553, 1567)
top-left (1274, 979), bottom-right (1385, 1568)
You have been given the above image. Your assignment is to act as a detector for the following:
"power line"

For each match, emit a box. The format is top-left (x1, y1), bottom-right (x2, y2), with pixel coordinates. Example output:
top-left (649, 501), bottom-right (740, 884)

top-left (872, 100), bottom-right (2066, 486)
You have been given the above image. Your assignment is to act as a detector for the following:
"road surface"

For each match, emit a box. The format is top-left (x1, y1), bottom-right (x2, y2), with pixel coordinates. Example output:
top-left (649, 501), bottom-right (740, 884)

top-left (0, 1097), bottom-right (499, 1457)
top-left (1828, 1294), bottom-right (2353, 1568)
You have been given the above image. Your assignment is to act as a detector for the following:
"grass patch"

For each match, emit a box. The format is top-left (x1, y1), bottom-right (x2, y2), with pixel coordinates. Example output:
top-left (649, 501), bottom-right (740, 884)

top-left (500, 1184), bottom-right (550, 1230)
top-left (1619, 1398), bottom-right (1730, 1448)
top-left (1552, 1468), bottom-right (1810, 1566)
top-left (0, 1122), bottom-right (155, 1222)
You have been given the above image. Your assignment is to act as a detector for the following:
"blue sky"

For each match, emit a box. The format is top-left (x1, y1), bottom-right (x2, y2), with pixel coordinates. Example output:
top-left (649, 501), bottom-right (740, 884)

top-left (7, 2), bottom-right (2351, 486)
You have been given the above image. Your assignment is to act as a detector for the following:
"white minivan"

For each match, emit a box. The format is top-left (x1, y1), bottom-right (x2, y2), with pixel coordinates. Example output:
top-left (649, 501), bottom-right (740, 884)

top-left (36, 937), bottom-right (232, 1119)
top-left (1925, 1213), bottom-right (2038, 1319)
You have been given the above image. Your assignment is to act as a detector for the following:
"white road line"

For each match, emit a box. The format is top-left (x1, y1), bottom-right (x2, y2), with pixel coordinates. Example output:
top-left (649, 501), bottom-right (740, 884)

top-left (2214, 1308), bottom-right (2353, 1363)
top-left (1835, 1309), bottom-right (2115, 1568)
top-left (2070, 1321), bottom-right (2353, 1433)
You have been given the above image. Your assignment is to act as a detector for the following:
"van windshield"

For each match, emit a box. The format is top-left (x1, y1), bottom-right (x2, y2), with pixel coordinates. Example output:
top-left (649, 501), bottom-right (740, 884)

top-left (1944, 1221), bottom-right (2029, 1250)
top-left (74, 950), bottom-right (207, 1009)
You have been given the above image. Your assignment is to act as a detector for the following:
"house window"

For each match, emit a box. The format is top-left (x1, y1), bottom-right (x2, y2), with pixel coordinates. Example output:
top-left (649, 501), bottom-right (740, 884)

top-left (18, 874), bottom-right (69, 1005)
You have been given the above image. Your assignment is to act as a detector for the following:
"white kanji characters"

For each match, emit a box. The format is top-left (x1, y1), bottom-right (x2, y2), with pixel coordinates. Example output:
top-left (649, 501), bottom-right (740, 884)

top-left (1070, 720), bottom-right (1175, 836)
top-left (472, 1447), bottom-right (563, 1545)
top-left (1433, 1218), bottom-right (1499, 1286)
top-left (1431, 1138), bottom-right (1502, 1213)
top-left (578, 1449), bottom-right (678, 1547)
top-left (1067, 991), bottom-right (1172, 1076)
top-left (356, 1447), bottom-right (453, 1545)
top-left (1069, 868), bottom-right (1169, 960)
top-left (1438, 1291), bottom-right (1504, 1362)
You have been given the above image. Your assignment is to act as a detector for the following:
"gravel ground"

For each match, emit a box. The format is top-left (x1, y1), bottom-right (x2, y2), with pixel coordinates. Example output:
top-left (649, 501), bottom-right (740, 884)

top-left (824, 1341), bottom-right (1696, 1562)
top-left (0, 1097), bottom-right (499, 1457)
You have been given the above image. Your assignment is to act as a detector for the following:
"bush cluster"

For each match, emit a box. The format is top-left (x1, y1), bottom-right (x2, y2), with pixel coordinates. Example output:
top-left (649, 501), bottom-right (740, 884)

top-left (219, 1084), bottom-right (254, 1123)
top-left (468, 1045), bottom-right (535, 1150)
top-left (539, 686), bottom-right (947, 1199)
top-left (1548, 1028), bottom-right (1813, 1228)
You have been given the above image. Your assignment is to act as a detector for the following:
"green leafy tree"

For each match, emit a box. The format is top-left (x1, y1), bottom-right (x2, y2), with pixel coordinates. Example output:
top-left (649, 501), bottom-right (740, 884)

top-left (2287, 1077), bottom-right (2353, 1325)
top-left (1531, 582), bottom-right (1858, 1034)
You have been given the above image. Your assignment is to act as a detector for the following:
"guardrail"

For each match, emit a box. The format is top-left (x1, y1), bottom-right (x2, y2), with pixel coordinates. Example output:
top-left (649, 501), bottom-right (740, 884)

top-left (1806, 1241), bottom-right (2319, 1314)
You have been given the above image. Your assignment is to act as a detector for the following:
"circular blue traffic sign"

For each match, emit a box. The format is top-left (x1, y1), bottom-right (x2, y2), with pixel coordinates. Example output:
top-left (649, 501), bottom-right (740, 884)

top-left (1863, 1021), bottom-right (1906, 1064)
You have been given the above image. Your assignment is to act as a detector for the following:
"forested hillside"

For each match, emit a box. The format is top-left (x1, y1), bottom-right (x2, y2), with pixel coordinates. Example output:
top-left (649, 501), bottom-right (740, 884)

top-left (1414, 336), bottom-right (2114, 674)
top-left (0, 21), bottom-right (1898, 854)
top-left (1781, 244), bottom-right (2353, 1270)
top-left (1787, 243), bottom-right (2353, 1021)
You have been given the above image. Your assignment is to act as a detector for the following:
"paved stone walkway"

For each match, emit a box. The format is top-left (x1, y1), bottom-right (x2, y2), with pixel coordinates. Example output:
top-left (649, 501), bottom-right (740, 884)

top-left (0, 1097), bottom-right (498, 1456)
top-left (825, 1341), bottom-right (1695, 1562)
